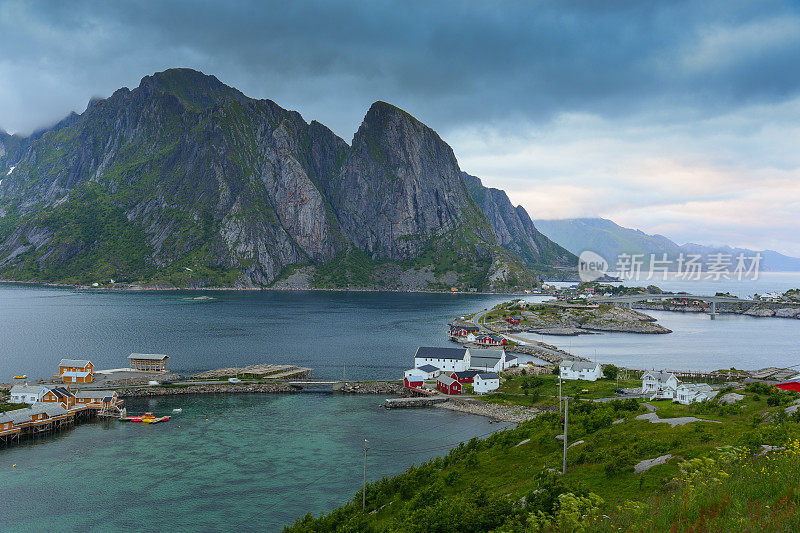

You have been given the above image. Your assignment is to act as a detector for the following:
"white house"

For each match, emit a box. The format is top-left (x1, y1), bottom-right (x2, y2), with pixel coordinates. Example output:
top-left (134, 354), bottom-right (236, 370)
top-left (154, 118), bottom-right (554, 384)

top-left (473, 372), bottom-right (500, 394)
top-left (558, 361), bottom-right (602, 381)
top-left (414, 347), bottom-right (470, 373)
top-left (641, 370), bottom-right (681, 400)
top-left (469, 349), bottom-right (508, 372)
top-left (676, 383), bottom-right (718, 405)
top-left (411, 364), bottom-right (441, 379)
top-left (9, 384), bottom-right (49, 404)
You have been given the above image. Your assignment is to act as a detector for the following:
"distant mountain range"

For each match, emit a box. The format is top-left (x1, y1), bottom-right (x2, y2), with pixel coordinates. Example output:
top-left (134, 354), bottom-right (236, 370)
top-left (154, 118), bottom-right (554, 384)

top-left (0, 68), bottom-right (573, 290)
top-left (534, 218), bottom-right (800, 272)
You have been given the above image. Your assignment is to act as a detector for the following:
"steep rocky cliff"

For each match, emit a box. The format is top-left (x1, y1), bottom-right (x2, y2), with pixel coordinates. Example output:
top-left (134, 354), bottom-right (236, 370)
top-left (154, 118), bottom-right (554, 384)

top-left (462, 173), bottom-right (574, 268)
top-left (0, 68), bottom-right (569, 289)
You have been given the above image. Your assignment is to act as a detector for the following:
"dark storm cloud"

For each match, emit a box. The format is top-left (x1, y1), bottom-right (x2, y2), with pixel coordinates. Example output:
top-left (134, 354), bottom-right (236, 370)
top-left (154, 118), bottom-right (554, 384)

top-left (2, 0), bottom-right (800, 255)
top-left (1, 0), bottom-right (799, 137)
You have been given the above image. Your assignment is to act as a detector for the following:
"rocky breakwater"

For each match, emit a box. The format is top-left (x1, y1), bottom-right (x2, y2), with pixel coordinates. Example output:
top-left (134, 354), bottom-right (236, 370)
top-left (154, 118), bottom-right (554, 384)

top-left (505, 343), bottom-right (588, 365)
top-left (119, 382), bottom-right (297, 397)
top-left (333, 381), bottom-right (404, 394)
top-left (436, 398), bottom-right (542, 423)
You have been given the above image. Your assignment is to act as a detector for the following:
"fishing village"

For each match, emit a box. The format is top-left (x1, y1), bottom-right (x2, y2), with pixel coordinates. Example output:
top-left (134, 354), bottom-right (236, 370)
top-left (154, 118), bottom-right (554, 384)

top-left (3, 290), bottom-right (800, 451)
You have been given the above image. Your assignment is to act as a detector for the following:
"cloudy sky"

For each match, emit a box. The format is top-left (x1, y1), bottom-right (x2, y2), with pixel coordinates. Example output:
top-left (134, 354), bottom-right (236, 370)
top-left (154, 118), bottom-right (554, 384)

top-left (1, 0), bottom-right (799, 255)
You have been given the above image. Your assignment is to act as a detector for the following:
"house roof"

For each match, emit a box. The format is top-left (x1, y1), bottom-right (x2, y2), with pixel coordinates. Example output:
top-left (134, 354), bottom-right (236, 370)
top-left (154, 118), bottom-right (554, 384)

top-left (10, 384), bottom-right (46, 395)
top-left (475, 348), bottom-right (504, 359)
top-left (679, 383), bottom-right (714, 393)
top-left (560, 361), bottom-right (600, 372)
top-left (59, 359), bottom-right (91, 368)
top-left (6, 408), bottom-right (36, 423)
top-left (479, 334), bottom-right (505, 341)
top-left (62, 370), bottom-right (91, 378)
top-left (50, 386), bottom-right (75, 398)
top-left (129, 353), bottom-right (170, 360)
top-left (642, 370), bottom-right (678, 382)
top-left (414, 347), bottom-right (468, 360)
top-left (471, 357), bottom-right (502, 369)
top-left (32, 403), bottom-right (68, 417)
top-left (437, 375), bottom-right (458, 386)
top-left (505, 354), bottom-right (517, 361)
top-left (405, 375), bottom-right (425, 382)
top-left (452, 370), bottom-right (479, 378)
top-left (416, 364), bottom-right (440, 373)
top-left (76, 390), bottom-right (117, 399)
top-left (476, 372), bottom-right (499, 380)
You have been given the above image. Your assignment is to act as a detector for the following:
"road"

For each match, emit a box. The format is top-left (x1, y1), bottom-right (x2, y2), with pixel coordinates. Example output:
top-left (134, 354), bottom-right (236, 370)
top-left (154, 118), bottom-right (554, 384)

top-left (468, 308), bottom-right (581, 362)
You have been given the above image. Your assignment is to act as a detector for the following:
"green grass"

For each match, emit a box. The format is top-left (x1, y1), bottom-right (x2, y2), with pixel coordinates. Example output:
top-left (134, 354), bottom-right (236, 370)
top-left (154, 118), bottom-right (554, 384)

top-left (480, 374), bottom-right (639, 407)
top-left (285, 384), bottom-right (800, 532)
top-left (0, 402), bottom-right (28, 413)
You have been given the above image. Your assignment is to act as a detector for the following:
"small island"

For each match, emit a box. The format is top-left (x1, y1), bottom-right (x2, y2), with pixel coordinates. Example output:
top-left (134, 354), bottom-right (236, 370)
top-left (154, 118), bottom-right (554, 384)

top-left (472, 300), bottom-right (672, 336)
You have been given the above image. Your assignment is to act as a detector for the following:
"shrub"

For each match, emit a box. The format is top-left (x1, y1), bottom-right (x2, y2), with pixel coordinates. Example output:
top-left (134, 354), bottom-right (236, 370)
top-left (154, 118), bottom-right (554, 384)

top-left (603, 364), bottom-right (619, 380)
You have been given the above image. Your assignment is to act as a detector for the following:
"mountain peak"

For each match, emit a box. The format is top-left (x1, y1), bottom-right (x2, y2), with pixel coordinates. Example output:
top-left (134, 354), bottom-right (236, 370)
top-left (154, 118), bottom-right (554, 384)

top-left (138, 68), bottom-right (246, 109)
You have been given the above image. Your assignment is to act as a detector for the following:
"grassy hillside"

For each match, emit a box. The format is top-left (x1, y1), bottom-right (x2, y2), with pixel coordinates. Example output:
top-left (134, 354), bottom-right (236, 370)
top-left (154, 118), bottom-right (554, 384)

top-left (286, 379), bottom-right (800, 532)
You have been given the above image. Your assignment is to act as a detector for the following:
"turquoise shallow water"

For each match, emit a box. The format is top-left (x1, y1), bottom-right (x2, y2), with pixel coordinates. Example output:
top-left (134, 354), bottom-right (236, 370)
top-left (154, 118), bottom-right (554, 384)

top-left (0, 394), bottom-right (509, 532)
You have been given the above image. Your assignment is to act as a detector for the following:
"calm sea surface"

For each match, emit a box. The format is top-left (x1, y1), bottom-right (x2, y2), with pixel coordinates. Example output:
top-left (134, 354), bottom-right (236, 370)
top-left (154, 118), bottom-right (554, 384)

top-left (0, 275), bottom-right (798, 531)
top-left (0, 394), bottom-right (510, 532)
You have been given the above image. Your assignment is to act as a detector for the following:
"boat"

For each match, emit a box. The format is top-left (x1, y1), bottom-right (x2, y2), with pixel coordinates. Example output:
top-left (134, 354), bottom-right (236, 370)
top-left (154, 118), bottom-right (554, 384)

top-left (13, 375), bottom-right (26, 379)
top-left (172, 408), bottom-right (182, 413)
top-left (120, 412), bottom-right (171, 424)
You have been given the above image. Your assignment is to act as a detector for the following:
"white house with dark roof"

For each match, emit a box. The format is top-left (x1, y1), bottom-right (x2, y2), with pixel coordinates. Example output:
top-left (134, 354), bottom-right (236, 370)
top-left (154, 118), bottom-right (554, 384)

top-left (9, 384), bottom-right (49, 404)
top-left (469, 349), bottom-right (508, 373)
top-left (414, 347), bottom-right (470, 373)
top-left (676, 383), bottom-right (717, 405)
top-left (473, 372), bottom-right (500, 394)
top-left (559, 361), bottom-right (602, 381)
top-left (641, 370), bottom-right (681, 399)
top-left (408, 364), bottom-right (440, 379)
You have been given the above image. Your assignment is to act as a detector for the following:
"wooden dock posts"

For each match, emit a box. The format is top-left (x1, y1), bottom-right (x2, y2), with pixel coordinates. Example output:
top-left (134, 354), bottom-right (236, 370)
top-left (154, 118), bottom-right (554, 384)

top-left (0, 404), bottom-right (108, 448)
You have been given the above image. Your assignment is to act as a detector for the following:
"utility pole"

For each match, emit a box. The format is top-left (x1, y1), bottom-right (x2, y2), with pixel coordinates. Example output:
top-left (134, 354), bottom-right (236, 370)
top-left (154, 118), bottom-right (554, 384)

top-left (562, 397), bottom-right (568, 475)
top-left (558, 375), bottom-right (562, 415)
top-left (362, 439), bottom-right (367, 511)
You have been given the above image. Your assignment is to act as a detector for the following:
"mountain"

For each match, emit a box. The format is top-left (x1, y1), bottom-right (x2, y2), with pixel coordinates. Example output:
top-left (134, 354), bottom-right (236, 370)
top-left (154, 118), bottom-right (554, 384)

top-left (462, 173), bottom-right (575, 268)
top-left (534, 217), bottom-right (800, 272)
top-left (0, 68), bottom-right (570, 289)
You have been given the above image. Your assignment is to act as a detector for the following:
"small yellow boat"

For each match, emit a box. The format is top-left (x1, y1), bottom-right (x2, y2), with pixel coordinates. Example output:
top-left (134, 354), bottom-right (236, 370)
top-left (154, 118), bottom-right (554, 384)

top-left (13, 375), bottom-right (27, 379)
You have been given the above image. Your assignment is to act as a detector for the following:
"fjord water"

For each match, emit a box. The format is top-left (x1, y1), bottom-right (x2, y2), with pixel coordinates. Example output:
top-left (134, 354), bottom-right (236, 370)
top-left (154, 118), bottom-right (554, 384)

top-left (0, 285), bottom-right (511, 380)
top-left (1, 277), bottom-right (799, 531)
top-left (0, 394), bottom-right (509, 531)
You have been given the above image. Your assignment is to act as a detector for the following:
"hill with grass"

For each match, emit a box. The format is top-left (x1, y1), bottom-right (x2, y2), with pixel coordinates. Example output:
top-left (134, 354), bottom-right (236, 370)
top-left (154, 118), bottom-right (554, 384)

top-left (0, 68), bottom-right (573, 290)
top-left (286, 376), bottom-right (800, 532)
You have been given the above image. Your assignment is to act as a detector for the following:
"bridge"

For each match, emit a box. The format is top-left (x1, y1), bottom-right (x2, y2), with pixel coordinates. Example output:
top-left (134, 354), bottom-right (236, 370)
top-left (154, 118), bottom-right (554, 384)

top-left (591, 294), bottom-right (762, 319)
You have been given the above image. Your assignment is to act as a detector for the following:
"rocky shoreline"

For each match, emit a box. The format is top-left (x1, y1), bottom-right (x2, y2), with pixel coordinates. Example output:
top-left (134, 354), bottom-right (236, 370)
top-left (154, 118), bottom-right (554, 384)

top-left (118, 380), bottom-right (405, 398)
top-left (488, 304), bottom-right (672, 336)
top-left (435, 398), bottom-right (542, 423)
top-left (634, 302), bottom-right (800, 319)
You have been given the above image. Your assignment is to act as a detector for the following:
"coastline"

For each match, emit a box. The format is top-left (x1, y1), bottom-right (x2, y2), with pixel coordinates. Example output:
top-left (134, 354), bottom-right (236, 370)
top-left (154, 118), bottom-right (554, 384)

top-left (435, 398), bottom-right (543, 423)
top-left (117, 381), bottom-right (406, 398)
top-left (0, 279), bottom-right (538, 296)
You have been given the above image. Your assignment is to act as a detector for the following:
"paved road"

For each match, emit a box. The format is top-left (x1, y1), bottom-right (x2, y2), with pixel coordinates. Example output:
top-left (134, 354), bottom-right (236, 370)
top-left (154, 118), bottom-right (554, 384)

top-left (468, 308), bottom-right (579, 361)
